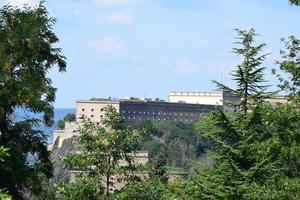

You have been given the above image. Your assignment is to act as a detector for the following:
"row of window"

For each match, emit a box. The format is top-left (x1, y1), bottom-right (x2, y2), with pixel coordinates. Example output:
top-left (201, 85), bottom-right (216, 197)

top-left (81, 108), bottom-right (105, 112)
top-left (80, 108), bottom-right (201, 118)
top-left (82, 113), bottom-right (198, 120)
top-left (125, 116), bottom-right (195, 122)
top-left (122, 110), bottom-right (196, 117)
top-left (81, 114), bottom-right (197, 122)
top-left (85, 115), bottom-right (103, 118)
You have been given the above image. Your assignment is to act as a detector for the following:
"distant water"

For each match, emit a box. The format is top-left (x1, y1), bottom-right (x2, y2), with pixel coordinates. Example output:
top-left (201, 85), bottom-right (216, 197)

top-left (14, 108), bottom-right (75, 144)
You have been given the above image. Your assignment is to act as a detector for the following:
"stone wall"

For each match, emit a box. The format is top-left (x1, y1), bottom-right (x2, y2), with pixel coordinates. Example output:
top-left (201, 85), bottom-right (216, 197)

top-left (120, 100), bottom-right (218, 126)
top-left (76, 100), bottom-right (120, 123)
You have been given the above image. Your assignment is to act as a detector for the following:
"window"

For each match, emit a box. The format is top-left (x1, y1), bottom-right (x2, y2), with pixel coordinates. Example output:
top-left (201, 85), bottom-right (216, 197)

top-left (91, 115), bottom-right (94, 117)
top-left (96, 122), bottom-right (100, 125)
top-left (153, 112), bottom-right (155, 115)
top-left (100, 115), bottom-right (103, 118)
top-left (91, 109), bottom-right (94, 111)
top-left (158, 112), bottom-right (161, 115)
top-left (122, 110), bottom-right (125, 113)
top-left (100, 108), bottom-right (104, 111)
top-left (82, 108), bottom-right (85, 111)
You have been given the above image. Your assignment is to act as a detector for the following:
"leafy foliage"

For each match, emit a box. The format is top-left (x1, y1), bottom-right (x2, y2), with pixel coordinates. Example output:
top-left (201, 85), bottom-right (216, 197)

top-left (138, 121), bottom-right (212, 170)
top-left (290, 0), bottom-right (300, 5)
top-left (0, 146), bottom-right (9, 162)
top-left (59, 105), bottom-right (142, 198)
top-left (273, 36), bottom-right (300, 101)
top-left (0, 189), bottom-right (11, 200)
top-left (185, 29), bottom-right (300, 200)
top-left (56, 113), bottom-right (76, 130)
top-left (115, 179), bottom-right (167, 200)
top-left (149, 153), bottom-right (168, 184)
top-left (0, 147), bottom-right (11, 200)
top-left (58, 174), bottom-right (103, 200)
top-left (0, 2), bottom-right (66, 198)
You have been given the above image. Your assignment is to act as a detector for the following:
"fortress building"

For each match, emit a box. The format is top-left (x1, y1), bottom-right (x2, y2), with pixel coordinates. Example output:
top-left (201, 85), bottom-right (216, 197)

top-left (169, 91), bottom-right (239, 106)
top-left (169, 91), bottom-right (287, 108)
top-left (50, 97), bottom-right (219, 149)
top-left (76, 99), bottom-right (218, 126)
top-left (50, 91), bottom-right (287, 192)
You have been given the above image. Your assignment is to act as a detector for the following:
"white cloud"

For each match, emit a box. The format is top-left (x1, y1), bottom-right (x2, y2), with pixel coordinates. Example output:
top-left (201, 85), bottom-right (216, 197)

top-left (89, 37), bottom-right (122, 55)
top-left (104, 11), bottom-right (133, 25)
top-left (175, 59), bottom-right (202, 75)
top-left (6, 0), bottom-right (40, 8)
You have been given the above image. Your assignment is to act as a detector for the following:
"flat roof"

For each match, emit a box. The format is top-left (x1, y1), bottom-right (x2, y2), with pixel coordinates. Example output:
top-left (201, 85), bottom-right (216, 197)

top-left (76, 100), bottom-right (120, 104)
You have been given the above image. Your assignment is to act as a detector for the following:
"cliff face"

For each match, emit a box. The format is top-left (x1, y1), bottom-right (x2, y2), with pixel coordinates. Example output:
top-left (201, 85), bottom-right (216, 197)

top-left (50, 135), bottom-right (80, 183)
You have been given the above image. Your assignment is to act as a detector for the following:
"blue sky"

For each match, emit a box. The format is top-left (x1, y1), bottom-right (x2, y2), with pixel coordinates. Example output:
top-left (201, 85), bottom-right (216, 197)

top-left (2, 0), bottom-right (300, 108)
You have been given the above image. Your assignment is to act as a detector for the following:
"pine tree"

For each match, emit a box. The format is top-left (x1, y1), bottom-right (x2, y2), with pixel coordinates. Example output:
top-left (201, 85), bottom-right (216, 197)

top-left (290, 0), bottom-right (300, 5)
top-left (214, 28), bottom-right (269, 112)
top-left (189, 29), bottom-right (275, 199)
top-left (188, 30), bottom-right (300, 200)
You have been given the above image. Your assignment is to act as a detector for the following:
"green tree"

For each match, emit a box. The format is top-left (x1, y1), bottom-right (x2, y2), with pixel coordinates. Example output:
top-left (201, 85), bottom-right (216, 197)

top-left (273, 36), bottom-right (300, 101)
top-left (56, 113), bottom-right (76, 130)
top-left (138, 121), bottom-right (211, 170)
top-left (213, 28), bottom-right (269, 113)
top-left (0, 189), bottom-right (11, 200)
top-left (187, 29), bottom-right (272, 199)
top-left (0, 146), bottom-right (9, 162)
top-left (186, 29), bottom-right (300, 200)
top-left (0, 3), bottom-right (66, 199)
top-left (290, 0), bottom-right (300, 5)
top-left (115, 179), bottom-right (167, 200)
top-left (0, 147), bottom-right (11, 200)
top-left (150, 153), bottom-right (168, 184)
top-left (59, 105), bottom-right (141, 198)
